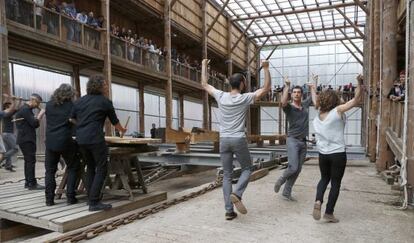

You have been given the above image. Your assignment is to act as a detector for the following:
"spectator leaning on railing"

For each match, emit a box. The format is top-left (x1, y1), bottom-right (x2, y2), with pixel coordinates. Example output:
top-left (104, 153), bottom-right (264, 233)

top-left (388, 71), bottom-right (406, 102)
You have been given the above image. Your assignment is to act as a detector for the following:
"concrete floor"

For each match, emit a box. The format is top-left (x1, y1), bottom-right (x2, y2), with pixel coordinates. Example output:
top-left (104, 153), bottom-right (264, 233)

top-left (78, 160), bottom-right (413, 243)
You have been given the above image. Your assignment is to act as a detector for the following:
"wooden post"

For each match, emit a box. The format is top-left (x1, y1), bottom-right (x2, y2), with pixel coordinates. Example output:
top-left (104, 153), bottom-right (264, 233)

top-left (201, 0), bottom-right (209, 130)
top-left (377, 0), bottom-right (397, 171)
top-left (368, 0), bottom-right (380, 162)
top-left (72, 65), bottom-right (81, 97)
top-left (246, 42), bottom-right (252, 135)
top-left (227, 16), bottom-right (233, 79)
top-left (406, 2), bottom-right (414, 203)
top-left (139, 83), bottom-right (145, 134)
top-left (164, 0), bottom-right (173, 129)
top-left (179, 94), bottom-right (184, 128)
top-left (0, 0), bottom-right (10, 100)
top-left (101, 0), bottom-right (112, 135)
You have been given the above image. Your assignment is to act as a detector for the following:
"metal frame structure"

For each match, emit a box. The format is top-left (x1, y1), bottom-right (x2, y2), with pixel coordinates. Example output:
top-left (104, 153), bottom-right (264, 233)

top-left (212, 0), bottom-right (367, 46)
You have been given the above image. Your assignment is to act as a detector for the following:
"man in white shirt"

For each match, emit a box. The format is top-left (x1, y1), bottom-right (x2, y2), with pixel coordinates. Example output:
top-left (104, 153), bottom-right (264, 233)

top-left (201, 59), bottom-right (271, 220)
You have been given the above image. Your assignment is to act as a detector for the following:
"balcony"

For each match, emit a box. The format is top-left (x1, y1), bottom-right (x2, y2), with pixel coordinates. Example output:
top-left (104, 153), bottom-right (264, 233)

top-left (5, 0), bottom-right (230, 94)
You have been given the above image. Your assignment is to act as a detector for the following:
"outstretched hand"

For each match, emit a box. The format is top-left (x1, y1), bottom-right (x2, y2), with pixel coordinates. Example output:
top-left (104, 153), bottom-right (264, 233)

top-left (284, 76), bottom-right (291, 86)
top-left (356, 74), bottom-right (363, 85)
top-left (262, 60), bottom-right (269, 69)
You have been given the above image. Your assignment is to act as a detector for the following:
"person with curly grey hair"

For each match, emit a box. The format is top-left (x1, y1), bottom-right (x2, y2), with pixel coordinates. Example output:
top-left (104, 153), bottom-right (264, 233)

top-left (71, 75), bottom-right (127, 211)
top-left (44, 83), bottom-right (79, 206)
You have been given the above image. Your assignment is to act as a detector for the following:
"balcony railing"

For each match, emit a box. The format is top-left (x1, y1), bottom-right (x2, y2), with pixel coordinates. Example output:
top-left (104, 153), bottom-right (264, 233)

top-left (6, 0), bottom-right (101, 52)
top-left (110, 35), bottom-right (166, 73)
top-left (389, 100), bottom-right (405, 139)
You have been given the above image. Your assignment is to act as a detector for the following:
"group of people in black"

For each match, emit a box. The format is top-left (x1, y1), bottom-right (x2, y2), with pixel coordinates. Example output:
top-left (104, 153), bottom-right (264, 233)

top-left (5, 75), bottom-right (126, 211)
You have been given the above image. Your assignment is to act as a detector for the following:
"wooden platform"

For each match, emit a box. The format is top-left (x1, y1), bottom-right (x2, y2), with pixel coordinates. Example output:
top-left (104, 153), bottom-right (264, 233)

top-left (0, 179), bottom-right (167, 233)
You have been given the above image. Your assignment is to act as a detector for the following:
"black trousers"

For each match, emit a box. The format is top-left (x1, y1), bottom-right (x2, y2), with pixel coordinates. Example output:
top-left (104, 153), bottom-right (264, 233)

top-left (315, 152), bottom-right (347, 214)
top-left (19, 142), bottom-right (37, 187)
top-left (45, 142), bottom-right (80, 201)
top-left (79, 142), bottom-right (108, 205)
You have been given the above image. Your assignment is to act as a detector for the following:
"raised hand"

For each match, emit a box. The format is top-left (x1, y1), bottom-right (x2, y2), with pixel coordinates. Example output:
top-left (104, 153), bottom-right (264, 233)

top-left (284, 76), bottom-right (291, 86)
top-left (262, 60), bottom-right (269, 69)
top-left (356, 74), bottom-right (364, 85)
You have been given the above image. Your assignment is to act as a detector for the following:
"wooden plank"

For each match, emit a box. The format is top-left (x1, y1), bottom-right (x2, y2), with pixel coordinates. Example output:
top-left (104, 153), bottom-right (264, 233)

top-left (190, 131), bottom-right (219, 143)
top-left (385, 128), bottom-right (403, 162)
top-left (55, 191), bottom-right (167, 232)
top-left (165, 127), bottom-right (191, 143)
top-left (378, 0), bottom-right (398, 171)
top-left (0, 191), bottom-right (44, 204)
top-left (105, 136), bottom-right (161, 144)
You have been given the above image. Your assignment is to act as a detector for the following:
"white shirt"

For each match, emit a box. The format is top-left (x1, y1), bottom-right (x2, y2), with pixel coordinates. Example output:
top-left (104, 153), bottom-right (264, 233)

top-left (313, 107), bottom-right (346, 154)
top-left (34, 0), bottom-right (44, 16)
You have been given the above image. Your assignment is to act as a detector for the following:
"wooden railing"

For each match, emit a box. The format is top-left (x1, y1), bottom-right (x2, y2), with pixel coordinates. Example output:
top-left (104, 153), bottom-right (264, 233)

top-left (110, 35), bottom-right (166, 73)
top-left (6, 0), bottom-right (230, 91)
top-left (385, 100), bottom-right (405, 161)
top-left (6, 0), bottom-right (101, 52)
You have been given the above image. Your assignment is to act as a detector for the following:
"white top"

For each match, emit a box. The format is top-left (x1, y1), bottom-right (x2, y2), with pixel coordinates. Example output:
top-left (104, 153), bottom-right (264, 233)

top-left (212, 90), bottom-right (255, 138)
top-left (313, 107), bottom-right (346, 154)
top-left (34, 0), bottom-right (44, 16)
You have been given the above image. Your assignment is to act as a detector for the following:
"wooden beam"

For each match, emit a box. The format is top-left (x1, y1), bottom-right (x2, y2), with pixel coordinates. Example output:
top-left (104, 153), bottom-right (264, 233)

top-left (202, 0), bottom-right (209, 130)
top-left (354, 0), bottom-right (369, 15)
top-left (0, 0), bottom-right (10, 99)
top-left (72, 65), bottom-right (81, 97)
top-left (227, 16), bottom-right (233, 78)
top-left (179, 94), bottom-right (184, 128)
top-left (230, 20), bottom-right (254, 53)
top-left (206, 0), bottom-right (230, 35)
top-left (338, 28), bottom-right (363, 56)
top-left (250, 25), bottom-right (365, 39)
top-left (340, 41), bottom-right (363, 66)
top-left (248, 37), bottom-right (269, 66)
top-left (377, 0), bottom-right (397, 171)
top-left (406, 0), bottom-right (414, 203)
top-left (101, 0), bottom-right (112, 135)
top-left (170, 0), bottom-right (178, 7)
top-left (164, 0), bottom-right (173, 129)
top-left (234, 2), bottom-right (359, 21)
top-left (139, 83), bottom-right (145, 134)
top-left (262, 36), bottom-right (362, 47)
top-left (246, 40), bottom-right (251, 135)
top-left (369, 0), bottom-right (380, 162)
top-left (258, 46), bottom-right (278, 72)
top-left (79, 61), bottom-right (103, 70)
top-left (335, 7), bottom-right (366, 39)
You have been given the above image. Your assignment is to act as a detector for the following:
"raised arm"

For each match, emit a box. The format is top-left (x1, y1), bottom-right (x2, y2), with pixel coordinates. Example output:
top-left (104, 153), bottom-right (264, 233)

top-left (280, 76), bottom-right (291, 107)
top-left (253, 60), bottom-right (272, 100)
top-left (337, 74), bottom-right (363, 114)
top-left (308, 74), bottom-right (319, 108)
top-left (201, 59), bottom-right (217, 96)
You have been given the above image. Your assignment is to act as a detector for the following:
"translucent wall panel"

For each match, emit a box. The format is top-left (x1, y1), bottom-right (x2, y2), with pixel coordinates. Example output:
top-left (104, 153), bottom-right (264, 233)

top-left (260, 41), bottom-right (363, 146)
top-left (13, 63), bottom-right (71, 100)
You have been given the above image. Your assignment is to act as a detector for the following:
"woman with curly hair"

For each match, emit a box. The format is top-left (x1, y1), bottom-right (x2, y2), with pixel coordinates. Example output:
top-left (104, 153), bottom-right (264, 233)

top-left (310, 74), bottom-right (363, 223)
top-left (45, 83), bottom-right (79, 206)
top-left (71, 75), bottom-right (127, 211)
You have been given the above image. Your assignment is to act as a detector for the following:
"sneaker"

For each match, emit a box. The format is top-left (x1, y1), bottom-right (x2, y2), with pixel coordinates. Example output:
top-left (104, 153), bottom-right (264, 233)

top-left (67, 197), bottom-right (78, 205)
top-left (274, 181), bottom-right (282, 193)
top-left (225, 212), bottom-right (238, 220)
top-left (312, 201), bottom-right (321, 220)
top-left (323, 213), bottom-right (339, 223)
top-left (28, 184), bottom-right (45, 190)
top-left (89, 202), bottom-right (112, 212)
top-left (282, 194), bottom-right (297, 202)
top-left (230, 193), bottom-right (247, 214)
top-left (5, 167), bottom-right (16, 172)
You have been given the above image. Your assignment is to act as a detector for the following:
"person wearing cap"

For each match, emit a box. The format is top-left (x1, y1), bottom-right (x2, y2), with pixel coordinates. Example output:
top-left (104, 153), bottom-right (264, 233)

top-left (15, 93), bottom-right (45, 190)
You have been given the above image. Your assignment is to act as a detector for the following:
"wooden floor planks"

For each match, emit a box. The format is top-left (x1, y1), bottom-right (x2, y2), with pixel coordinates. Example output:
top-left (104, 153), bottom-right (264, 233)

top-left (0, 182), bottom-right (167, 233)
